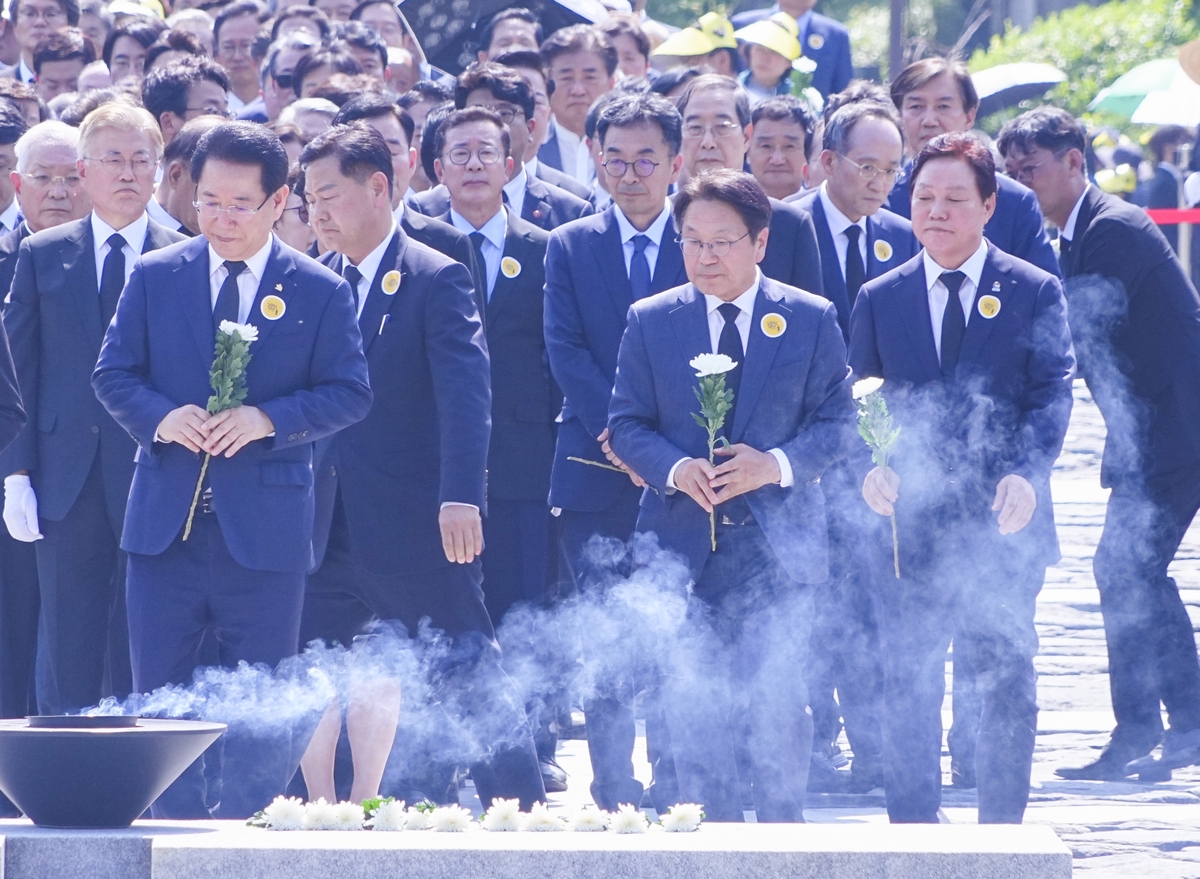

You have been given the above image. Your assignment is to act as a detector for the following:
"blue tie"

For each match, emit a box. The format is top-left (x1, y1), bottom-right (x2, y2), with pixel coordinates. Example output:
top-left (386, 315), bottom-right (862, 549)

top-left (629, 234), bottom-right (651, 302)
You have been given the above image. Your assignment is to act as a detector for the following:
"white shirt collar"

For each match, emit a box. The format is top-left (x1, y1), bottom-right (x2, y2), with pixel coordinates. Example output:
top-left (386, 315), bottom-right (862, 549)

top-left (503, 163), bottom-right (529, 213)
top-left (393, 201), bottom-right (405, 224)
top-left (923, 239), bottom-right (989, 293)
top-left (796, 8), bottom-right (814, 32)
top-left (92, 211), bottom-right (149, 254)
top-left (613, 201), bottom-right (672, 246)
top-left (16, 59), bottom-right (33, 84)
top-left (703, 268), bottom-right (762, 315)
top-left (226, 90), bottom-right (249, 112)
top-left (145, 197), bottom-right (179, 230)
top-left (525, 156), bottom-right (540, 179)
top-left (449, 206), bottom-right (507, 249)
top-left (553, 118), bottom-right (583, 150)
top-left (1061, 184), bottom-right (1091, 242)
top-left (348, 221), bottom-right (398, 287)
top-left (0, 198), bottom-right (21, 233)
top-left (818, 182), bottom-right (866, 238)
top-left (207, 233), bottom-right (274, 282)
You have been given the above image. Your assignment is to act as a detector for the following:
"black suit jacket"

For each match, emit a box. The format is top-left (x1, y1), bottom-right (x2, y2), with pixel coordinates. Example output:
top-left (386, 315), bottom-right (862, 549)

top-left (1062, 185), bottom-right (1200, 482)
top-left (0, 216), bottom-right (185, 531)
top-left (412, 174), bottom-right (593, 231)
top-left (534, 160), bottom-right (591, 200)
top-left (314, 229), bottom-right (490, 575)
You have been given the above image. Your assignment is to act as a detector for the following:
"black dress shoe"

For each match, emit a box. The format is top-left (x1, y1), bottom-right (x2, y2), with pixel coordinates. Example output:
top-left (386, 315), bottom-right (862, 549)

top-left (950, 759), bottom-right (976, 789)
top-left (1126, 727), bottom-right (1200, 778)
top-left (806, 751), bottom-right (853, 793)
top-left (540, 757), bottom-right (569, 793)
top-left (1056, 739), bottom-right (1153, 781)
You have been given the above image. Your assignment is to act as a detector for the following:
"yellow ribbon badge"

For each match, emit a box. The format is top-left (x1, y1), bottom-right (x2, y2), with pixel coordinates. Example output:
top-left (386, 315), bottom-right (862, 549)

top-left (873, 240), bottom-right (893, 262)
top-left (977, 295), bottom-right (1001, 319)
top-left (260, 295), bottom-right (286, 320)
top-left (501, 256), bottom-right (521, 278)
top-left (381, 270), bottom-right (401, 295)
top-left (760, 312), bottom-right (787, 338)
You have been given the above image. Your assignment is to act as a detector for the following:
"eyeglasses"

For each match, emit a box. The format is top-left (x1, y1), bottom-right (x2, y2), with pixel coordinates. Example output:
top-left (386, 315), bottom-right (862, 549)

top-left (193, 194), bottom-right (271, 221)
top-left (1006, 149), bottom-right (1067, 184)
top-left (677, 231), bottom-right (750, 257)
top-left (271, 71), bottom-right (293, 90)
top-left (280, 204), bottom-right (309, 224)
top-left (836, 154), bottom-right (902, 183)
top-left (682, 120), bottom-right (742, 139)
top-left (185, 105), bottom-right (230, 118)
top-left (444, 146), bottom-right (502, 166)
top-left (602, 157), bottom-right (659, 179)
top-left (475, 104), bottom-right (524, 124)
top-left (22, 172), bottom-right (81, 191)
top-left (83, 154), bottom-right (157, 174)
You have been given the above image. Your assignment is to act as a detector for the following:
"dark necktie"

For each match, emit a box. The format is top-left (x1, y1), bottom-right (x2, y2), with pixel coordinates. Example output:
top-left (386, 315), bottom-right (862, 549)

top-left (1058, 235), bottom-right (1072, 272)
top-left (843, 224), bottom-right (865, 306)
top-left (939, 270), bottom-right (967, 379)
top-left (343, 263), bottom-right (363, 314)
top-left (99, 233), bottom-right (126, 326)
top-left (213, 260), bottom-right (247, 329)
top-left (717, 302), bottom-right (744, 429)
top-left (629, 234), bottom-right (652, 302)
top-left (469, 232), bottom-right (488, 299)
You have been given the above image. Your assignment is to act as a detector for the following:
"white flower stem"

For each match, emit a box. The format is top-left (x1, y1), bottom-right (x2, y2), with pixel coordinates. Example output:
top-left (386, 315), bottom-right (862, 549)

top-left (182, 452), bottom-right (211, 541)
top-left (890, 512), bottom-right (900, 578)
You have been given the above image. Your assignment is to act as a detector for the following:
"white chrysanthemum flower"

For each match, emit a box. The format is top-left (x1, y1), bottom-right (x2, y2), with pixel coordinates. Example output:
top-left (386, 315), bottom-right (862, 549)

top-left (262, 795), bottom-right (305, 831)
top-left (852, 377), bottom-right (884, 399)
top-left (330, 801), bottom-right (365, 830)
top-left (430, 804), bottom-right (475, 832)
top-left (404, 806), bottom-right (431, 830)
top-left (661, 802), bottom-right (704, 832)
top-left (481, 797), bottom-right (521, 832)
top-left (521, 802), bottom-right (565, 831)
top-left (607, 803), bottom-right (649, 833)
top-left (218, 320), bottom-right (259, 342)
top-left (302, 798), bottom-right (338, 830)
top-left (690, 352), bottom-right (737, 377)
top-left (567, 806), bottom-right (608, 832)
top-left (366, 799), bottom-right (407, 831)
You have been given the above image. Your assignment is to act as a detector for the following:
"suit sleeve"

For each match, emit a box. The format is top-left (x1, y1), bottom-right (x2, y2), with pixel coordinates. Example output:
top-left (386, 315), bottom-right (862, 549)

top-left (424, 260), bottom-right (491, 510)
top-left (0, 240), bottom-right (40, 475)
top-left (0, 319), bottom-right (25, 456)
top-left (544, 229), bottom-right (619, 439)
top-left (847, 283), bottom-right (883, 379)
top-left (257, 277), bottom-right (373, 447)
top-left (1010, 185), bottom-right (1062, 278)
top-left (777, 303), bottom-right (855, 482)
top-left (608, 306), bottom-right (692, 489)
top-left (1011, 275), bottom-right (1076, 483)
top-left (777, 204), bottom-right (825, 298)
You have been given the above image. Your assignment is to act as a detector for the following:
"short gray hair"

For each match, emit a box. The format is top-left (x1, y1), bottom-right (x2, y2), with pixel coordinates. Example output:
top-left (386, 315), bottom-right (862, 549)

top-left (15, 120), bottom-right (80, 173)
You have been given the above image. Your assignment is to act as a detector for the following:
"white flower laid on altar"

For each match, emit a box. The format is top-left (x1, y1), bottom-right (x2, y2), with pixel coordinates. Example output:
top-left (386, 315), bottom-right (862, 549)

top-left (366, 798), bottom-right (407, 831)
top-left (851, 376), bottom-right (884, 399)
top-left (261, 795), bottom-right (305, 831)
top-left (522, 802), bottom-right (566, 831)
top-left (607, 803), bottom-right (649, 833)
top-left (405, 804), bottom-right (433, 830)
top-left (689, 352), bottom-right (737, 377)
top-left (430, 804), bottom-right (475, 832)
top-left (481, 797), bottom-right (521, 832)
top-left (217, 319), bottom-right (259, 342)
top-left (660, 803), bottom-right (704, 832)
top-left (331, 801), bottom-right (366, 830)
top-left (302, 798), bottom-right (338, 830)
top-left (567, 806), bottom-right (609, 832)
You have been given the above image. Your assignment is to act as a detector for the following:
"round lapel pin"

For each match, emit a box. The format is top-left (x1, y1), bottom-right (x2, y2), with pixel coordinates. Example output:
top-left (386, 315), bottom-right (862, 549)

top-left (761, 312), bottom-right (787, 338)
top-left (873, 239), bottom-right (893, 261)
top-left (381, 270), bottom-right (401, 295)
top-left (501, 256), bottom-right (521, 278)
top-left (977, 295), bottom-right (1001, 319)
top-left (260, 294), bottom-right (286, 320)
top-left (808, 33), bottom-right (825, 50)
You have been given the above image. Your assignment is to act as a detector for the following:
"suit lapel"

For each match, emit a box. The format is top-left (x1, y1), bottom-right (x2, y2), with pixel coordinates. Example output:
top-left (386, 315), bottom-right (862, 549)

top-left (487, 216), bottom-right (525, 324)
top-left (651, 232), bottom-right (687, 292)
top-left (357, 231), bottom-right (402, 354)
top-left (246, 238), bottom-right (295, 345)
top-left (730, 282), bottom-right (788, 441)
top-left (896, 259), bottom-right (942, 380)
top-left (65, 219), bottom-right (104, 351)
top-left (958, 244), bottom-right (1007, 371)
top-left (594, 209), bottom-right (632, 319)
top-left (176, 238), bottom-right (217, 367)
top-left (670, 285), bottom-right (711, 372)
top-left (810, 197), bottom-right (845, 300)
top-left (522, 177), bottom-right (553, 229)
top-left (143, 219), bottom-right (175, 254)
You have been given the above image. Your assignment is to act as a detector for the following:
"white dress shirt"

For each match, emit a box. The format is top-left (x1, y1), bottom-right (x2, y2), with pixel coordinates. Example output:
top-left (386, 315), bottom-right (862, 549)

top-left (613, 201), bottom-right (672, 278)
top-left (524, 156), bottom-right (542, 180)
top-left (15, 59), bottom-right (34, 84)
top-left (207, 234), bottom-right (273, 323)
top-left (0, 198), bottom-right (20, 235)
top-left (92, 211), bottom-right (149, 290)
top-left (449, 207), bottom-right (507, 299)
top-left (146, 197), bottom-right (181, 232)
top-left (342, 221), bottom-right (397, 318)
top-left (818, 183), bottom-right (867, 281)
top-left (665, 269), bottom-right (794, 491)
top-left (393, 201), bottom-right (406, 225)
top-left (503, 164), bottom-right (530, 218)
top-left (1060, 184), bottom-right (1091, 244)
top-left (922, 239), bottom-right (988, 362)
top-left (551, 118), bottom-right (595, 184)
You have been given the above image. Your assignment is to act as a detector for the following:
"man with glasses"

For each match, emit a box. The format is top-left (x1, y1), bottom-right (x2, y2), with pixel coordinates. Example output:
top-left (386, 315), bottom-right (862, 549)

top-left (545, 91), bottom-right (687, 814)
top-left (608, 167), bottom-right (855, 821)
top-left (213, 0), bottom-right (268, 115)
top-left (412, 64), bottom-right (591, 232)
top-left (1, 104), bottom-right (184, 720)
top-left (92, 121), bottom-right (371, 818)
top-left (1, 0), bottom-right (77, 85)
top-left (142, 56), bottom-right (230, 145)
top-left (677, 74), bottom-right (825, 301)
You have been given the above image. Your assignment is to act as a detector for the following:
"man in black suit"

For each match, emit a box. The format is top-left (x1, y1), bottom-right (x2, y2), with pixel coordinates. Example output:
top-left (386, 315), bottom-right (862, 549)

top-left (999, 108), bottom-right (1200, 780)
top-left (298, 122), bottom-right (546, 810)
top-left (411, 63), bottom-right (593, 232)
top-left (147, 116), bottom-right (224, 236)
top-left (675, 74), bottom-right (825, 299)
top-left (1, 103), bottom-right (185, 716)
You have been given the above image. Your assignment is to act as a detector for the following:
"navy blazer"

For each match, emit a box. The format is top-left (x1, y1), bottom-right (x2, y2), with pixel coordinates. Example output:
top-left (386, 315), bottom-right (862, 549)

top-left (92, 236), bottom-right (372, 573)
top-left (545, 205), bottom-right (688, 512)
top-left (314, 229), bottom-right (490, 575)
top-left (399, 208), bottom-right (485, 315)
top-left (0, 316), bottom-right (23, 456)
top-left (1061, 185), bottom-right (1200, 482)
top-left (887, 167), bottom-right (1060, 278)
top-left (730, 8), bottom-right (852, 98)
top-left (848, 242), bottom-right (1075, 569)
top-left (537, 127), bottom-right (565, 176)
top-left (0, 221), bottom-right (31, 301)
top-left (792, 190), bottom-right (918, 338)
top-left (609, 276), bottom-right (854, 580)
top-left (535, 160), bottom-right (592, 200)
top-left (412, 175), bottom-right (594, 231)
top-left (0, 216), bottom-right (184, 531)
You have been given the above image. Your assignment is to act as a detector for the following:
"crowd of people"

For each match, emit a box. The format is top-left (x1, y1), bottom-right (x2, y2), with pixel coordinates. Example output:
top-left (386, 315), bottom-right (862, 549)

top-left (0, 0), bottom-right (1195, 830)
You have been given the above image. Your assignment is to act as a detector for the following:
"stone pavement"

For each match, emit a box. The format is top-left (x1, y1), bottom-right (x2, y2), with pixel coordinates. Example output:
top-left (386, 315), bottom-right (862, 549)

top-left (483, 383), bottom-right (1200, 877)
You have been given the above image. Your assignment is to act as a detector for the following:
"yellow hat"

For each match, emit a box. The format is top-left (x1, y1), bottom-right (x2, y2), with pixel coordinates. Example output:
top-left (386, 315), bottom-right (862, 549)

top-left (1096, 163), bottom-right (1137, 195)
top-left (651, 11), bottom-right (737, 57)
top-left (735, 12), bottom-right (802, 62)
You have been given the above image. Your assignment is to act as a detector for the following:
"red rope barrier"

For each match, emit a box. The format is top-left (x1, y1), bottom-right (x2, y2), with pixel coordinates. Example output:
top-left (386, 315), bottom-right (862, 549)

top-left (1144, 208), bottom-right (1200, 224)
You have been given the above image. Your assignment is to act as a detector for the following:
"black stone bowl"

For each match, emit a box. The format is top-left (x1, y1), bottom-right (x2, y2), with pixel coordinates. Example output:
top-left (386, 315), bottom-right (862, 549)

top-left (0, 716), bottom-right (226, 827)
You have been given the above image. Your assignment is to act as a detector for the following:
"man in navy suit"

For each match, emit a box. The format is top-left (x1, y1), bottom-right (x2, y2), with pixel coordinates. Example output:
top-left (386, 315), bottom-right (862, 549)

top-left (849, 132), bottom-right (1075, 823)
top-left (92, 122), bottom-right (372, 818)
top-left (297, 122), bottom-right (546, 809)
top-left (537, 25), bottom-right (616, 186)
top-left (410, 64), bottom-right (593, 232)
top-left (610, 169), bottom-right (855, 821)
top-left (731, 0), bottom-right (852, 99)
top-left (545, 91), bottom-right (687, 813)
top-left (885, 58), bottom-right (1059, 278)
top-left (1, 104), bottom-right (184, 717)
top-left (998, 108), bottom-right (1200, 780)
top-left (676, 75), bottom-right (826, 300)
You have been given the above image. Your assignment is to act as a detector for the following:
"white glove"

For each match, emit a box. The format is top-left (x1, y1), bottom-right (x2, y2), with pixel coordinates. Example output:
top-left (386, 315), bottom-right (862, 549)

top-left (3, 474), bottom-right (42, 541)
